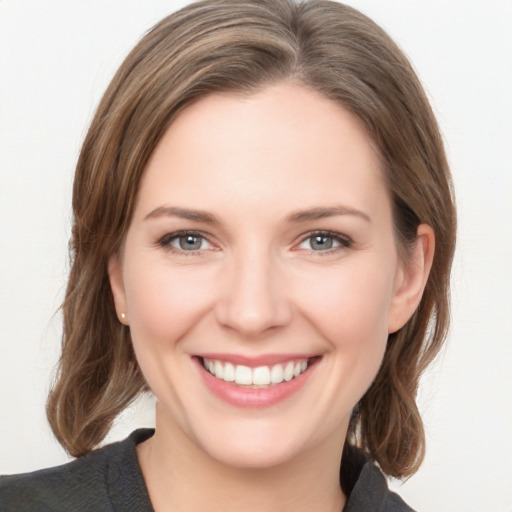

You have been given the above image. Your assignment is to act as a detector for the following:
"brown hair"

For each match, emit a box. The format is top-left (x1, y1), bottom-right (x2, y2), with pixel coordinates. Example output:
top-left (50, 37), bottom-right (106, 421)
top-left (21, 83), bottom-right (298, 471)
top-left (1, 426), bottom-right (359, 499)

top-left (47, 0), bottom-right (456, 478)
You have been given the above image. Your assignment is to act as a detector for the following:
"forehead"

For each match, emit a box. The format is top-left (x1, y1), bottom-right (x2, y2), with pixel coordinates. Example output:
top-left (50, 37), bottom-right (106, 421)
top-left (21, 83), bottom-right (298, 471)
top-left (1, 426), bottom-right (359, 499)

top-left (136, 83), bottom-right (389, 222)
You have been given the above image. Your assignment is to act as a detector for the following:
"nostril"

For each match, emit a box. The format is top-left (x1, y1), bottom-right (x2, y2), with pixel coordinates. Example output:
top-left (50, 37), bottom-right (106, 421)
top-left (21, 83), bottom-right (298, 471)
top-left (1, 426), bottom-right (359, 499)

top-left (213, 258), bottom-right (292, 335)
top-left (214, 291), bottom-right (293, 336)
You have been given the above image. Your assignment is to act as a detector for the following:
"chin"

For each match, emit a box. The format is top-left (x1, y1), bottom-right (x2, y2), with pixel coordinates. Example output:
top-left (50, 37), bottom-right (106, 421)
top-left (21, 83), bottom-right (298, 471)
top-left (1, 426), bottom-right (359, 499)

top-left (183, 405), bottom-right (343, 471)
top-left (199, 432), bottom-right (303, 470)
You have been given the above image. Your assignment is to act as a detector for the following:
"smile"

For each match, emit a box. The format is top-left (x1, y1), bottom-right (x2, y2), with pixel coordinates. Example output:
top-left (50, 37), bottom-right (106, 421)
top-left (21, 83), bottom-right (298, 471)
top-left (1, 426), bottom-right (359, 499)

top-left (196, 354), bottom-right (320, 408)
top-left (202, 358), bottom-right (309, 387)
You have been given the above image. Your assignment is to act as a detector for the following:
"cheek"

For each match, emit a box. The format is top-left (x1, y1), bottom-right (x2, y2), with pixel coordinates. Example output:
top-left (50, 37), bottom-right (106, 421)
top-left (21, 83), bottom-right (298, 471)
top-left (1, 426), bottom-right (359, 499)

top-left (122, 260), bottom-right (220, 415)
top-left (287, 261), bottom-right (395, 429)
top-left (293, 261), bottom-right (395, 352)
top-left (123, 261), bottom-right (216, 346)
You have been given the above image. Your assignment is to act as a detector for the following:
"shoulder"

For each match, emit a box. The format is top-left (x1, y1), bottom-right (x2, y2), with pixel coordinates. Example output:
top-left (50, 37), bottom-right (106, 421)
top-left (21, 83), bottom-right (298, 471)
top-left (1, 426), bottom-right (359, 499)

top-left (341, 444), bottom-right (416, 512)
top-left (345, 462), bottom-right (415, 512)
top-left (0, 450), bottom-right (110, 512)
top-left (0, 429), bottom-right (154, 512)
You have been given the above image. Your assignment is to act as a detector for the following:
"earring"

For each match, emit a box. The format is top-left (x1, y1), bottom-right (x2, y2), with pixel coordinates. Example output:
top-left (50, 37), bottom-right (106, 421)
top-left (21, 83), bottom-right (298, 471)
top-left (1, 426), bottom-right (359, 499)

top-left (121, 313), bottom-right (126, 320)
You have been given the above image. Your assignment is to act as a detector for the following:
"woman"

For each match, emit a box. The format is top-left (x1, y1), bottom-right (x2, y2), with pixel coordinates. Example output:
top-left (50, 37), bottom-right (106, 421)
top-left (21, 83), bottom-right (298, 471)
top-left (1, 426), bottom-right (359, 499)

top-left (0, 1), bottom-right (456, 510)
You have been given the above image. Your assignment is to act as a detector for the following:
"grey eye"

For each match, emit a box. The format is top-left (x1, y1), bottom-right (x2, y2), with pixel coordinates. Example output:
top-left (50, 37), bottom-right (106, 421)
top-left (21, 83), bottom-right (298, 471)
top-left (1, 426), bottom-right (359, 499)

top-left (177, 234), bottom-right (204, 251)
top-left (297, 232), bottom-right (350, 252)
top-left (309, 234), bottom-right (334, 250)
top-left (159, 230), bottom-right (214, 253)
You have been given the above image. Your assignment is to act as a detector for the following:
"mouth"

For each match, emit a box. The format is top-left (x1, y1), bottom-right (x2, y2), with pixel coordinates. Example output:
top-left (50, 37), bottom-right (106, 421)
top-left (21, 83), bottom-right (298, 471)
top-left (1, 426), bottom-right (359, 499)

top-left (200, 356), bottom-right (316, 388)
top-left (194, 354), bottom-right (321, 407)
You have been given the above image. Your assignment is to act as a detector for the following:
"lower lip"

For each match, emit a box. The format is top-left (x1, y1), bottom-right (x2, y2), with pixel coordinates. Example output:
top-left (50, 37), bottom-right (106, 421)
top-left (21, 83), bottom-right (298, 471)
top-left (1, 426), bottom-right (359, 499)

top-left (195, 358), bottom-right (318, 408)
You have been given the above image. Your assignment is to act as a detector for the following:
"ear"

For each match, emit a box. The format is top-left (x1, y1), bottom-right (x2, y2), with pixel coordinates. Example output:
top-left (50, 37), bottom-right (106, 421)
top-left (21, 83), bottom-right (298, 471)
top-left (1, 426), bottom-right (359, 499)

top-left (388, 224), bottom-right (435, 333)
top-left (108, 255), bottom-right (129, 325)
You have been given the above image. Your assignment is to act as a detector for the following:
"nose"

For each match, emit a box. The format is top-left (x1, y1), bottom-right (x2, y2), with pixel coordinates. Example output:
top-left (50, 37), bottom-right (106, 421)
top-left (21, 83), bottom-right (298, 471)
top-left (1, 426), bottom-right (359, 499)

top-left (214, 246), bottom-right (293, 337)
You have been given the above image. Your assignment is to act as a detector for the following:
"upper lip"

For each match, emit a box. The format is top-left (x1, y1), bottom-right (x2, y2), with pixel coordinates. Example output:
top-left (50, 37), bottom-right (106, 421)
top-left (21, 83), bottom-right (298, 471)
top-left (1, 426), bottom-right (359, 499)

top-left (196, 353), bottom-right (319, 367)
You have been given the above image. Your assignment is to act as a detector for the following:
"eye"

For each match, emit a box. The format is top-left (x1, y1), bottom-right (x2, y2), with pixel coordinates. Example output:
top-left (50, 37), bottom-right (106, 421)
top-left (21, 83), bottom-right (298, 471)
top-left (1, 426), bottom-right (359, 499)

top-left (158, 231), bottom-right (214, 253)
top-left (297, 231), bottom-right (351, 252)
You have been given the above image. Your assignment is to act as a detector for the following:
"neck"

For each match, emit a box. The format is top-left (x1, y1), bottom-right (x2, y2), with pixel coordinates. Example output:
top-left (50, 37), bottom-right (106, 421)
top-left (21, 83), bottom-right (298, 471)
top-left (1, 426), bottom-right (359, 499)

top-left (137, 405), bottom-right (347, 512)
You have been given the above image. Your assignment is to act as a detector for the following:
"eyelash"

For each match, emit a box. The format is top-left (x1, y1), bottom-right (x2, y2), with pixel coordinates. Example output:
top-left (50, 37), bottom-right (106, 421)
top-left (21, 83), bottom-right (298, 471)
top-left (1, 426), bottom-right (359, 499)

top-left (297, 230), bottom-right (352, 255)
top-left (156, 230), bottom-right (352, 255)
top-left (157, 230), bottom-right (213, 255)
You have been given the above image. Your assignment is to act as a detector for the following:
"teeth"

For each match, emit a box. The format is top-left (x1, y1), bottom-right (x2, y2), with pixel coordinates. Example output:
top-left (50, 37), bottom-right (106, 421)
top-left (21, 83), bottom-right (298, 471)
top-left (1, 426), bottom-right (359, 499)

top-left (235, 365), bottom-right (252, 385)
top-left (270, 364), bottom-right (283, 384)
top-left (253, 366), bottom-right (271, 385)
top-left (203, 357), bottom-right (310, 387)
top-left (284, 361), bottom-right (294, 381)
top-left (214, 360), bottom-right (224, 380)
top-left (223, 362), bottom-right (235, 382)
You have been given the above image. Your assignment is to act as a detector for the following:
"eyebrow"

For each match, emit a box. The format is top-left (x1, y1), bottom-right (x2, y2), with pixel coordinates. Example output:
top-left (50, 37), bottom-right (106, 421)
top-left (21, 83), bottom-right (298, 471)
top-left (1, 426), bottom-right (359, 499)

top-left (144, 206), bottom-right (219, 223)
top-left (287, 206), bottom-right (371, 224)
top-left (144, 205), bottom-right (371, 224)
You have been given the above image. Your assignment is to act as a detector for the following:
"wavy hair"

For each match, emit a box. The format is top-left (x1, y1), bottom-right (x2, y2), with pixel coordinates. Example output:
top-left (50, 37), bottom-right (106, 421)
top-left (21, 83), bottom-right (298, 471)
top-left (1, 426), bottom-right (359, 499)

top-left (47, 0), bottom-right (456, 478)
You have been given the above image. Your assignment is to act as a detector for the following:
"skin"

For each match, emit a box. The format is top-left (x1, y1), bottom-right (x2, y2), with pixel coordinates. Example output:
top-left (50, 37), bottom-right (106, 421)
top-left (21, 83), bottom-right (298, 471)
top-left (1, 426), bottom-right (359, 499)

top-left (109, 83), bottom-right (434, 512)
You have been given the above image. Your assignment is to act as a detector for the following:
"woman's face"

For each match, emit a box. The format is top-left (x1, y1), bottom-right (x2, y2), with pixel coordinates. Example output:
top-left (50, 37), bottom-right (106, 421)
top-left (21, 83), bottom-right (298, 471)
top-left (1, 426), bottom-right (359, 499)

top-left (109, 83), bottom-right (422, 468)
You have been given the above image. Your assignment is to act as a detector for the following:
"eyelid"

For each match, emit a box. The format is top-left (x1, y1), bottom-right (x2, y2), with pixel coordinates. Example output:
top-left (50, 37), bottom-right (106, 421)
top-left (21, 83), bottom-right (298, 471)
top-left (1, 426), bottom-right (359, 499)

top-left (156, 230), bottom-right (217, 253)
top-left (156, 229), bottom-right (352, 255)
top-left (294, 230), bottom-right (353, 252)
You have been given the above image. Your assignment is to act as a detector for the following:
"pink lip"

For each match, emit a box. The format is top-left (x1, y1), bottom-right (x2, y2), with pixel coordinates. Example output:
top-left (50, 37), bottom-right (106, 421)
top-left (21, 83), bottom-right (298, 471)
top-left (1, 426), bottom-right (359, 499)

top-left (193, 356), bottom-right (319, 408)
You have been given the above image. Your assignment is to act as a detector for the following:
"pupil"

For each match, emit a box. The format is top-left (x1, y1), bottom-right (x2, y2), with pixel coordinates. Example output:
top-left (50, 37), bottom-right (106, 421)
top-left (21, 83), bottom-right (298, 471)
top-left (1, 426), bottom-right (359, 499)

top-left (312, 235), bottom-right (332, 250)
top-left (180, 235), bottom-right (201, 250)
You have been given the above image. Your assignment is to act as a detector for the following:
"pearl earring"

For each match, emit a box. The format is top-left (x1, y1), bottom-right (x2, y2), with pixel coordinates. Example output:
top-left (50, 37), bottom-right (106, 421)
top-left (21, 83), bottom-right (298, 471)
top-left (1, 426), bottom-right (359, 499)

top-left (121, 313), bottom-right (126, 320)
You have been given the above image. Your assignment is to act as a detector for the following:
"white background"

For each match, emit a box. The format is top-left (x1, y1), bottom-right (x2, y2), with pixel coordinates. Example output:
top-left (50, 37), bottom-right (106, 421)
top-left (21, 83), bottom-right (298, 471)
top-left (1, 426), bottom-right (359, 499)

top-left (0, 1), bottom-right (511, 510)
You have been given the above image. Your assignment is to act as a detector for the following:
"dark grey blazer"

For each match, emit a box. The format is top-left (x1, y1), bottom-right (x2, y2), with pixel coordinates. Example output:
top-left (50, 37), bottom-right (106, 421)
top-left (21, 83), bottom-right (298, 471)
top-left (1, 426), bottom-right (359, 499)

top-left (0, 429), bottom-right (414, 511)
